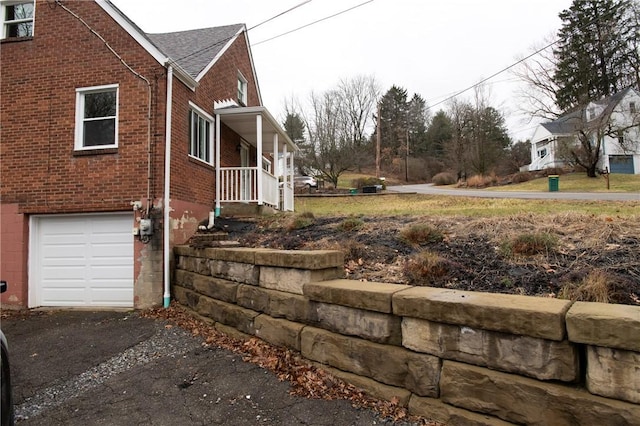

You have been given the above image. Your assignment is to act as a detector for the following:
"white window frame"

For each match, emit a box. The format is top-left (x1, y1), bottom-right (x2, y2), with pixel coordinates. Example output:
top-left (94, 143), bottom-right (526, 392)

top-left (537, 148), bottom-right (547, 158)
top-left (188, 102), bottom-right (214, 165)
top-left (74, 84), bottom-right (119, 151)
top-left (1, 0), bottom-right (35, 39)
top-left (237, 72), bottom-right (248, 106)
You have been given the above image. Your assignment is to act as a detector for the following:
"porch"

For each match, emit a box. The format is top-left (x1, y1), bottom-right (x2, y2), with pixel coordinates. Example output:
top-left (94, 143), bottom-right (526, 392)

top-left (214, 106), bottom-right (297, 214)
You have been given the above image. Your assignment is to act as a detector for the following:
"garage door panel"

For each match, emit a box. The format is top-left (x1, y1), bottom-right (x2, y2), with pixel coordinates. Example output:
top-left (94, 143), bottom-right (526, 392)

top-left (41, 266), bottom-right (86, 280)
top-left (32, 214), bottom-right (134, 307)
top-left (90, 288), bottom-right (133, 305)
top-left (89, 266), bottom-right (132, 280)
top-left (41, 288), bottom-right (88, 305)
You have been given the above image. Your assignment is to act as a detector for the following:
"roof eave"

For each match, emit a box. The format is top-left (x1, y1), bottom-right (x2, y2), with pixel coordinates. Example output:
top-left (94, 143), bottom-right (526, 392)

top-left (215, 106), bottom-right (298, 151)
top-left (98, 1), bottom-right (198, 90)
top-left (195, 25), bottom-right (244, 82)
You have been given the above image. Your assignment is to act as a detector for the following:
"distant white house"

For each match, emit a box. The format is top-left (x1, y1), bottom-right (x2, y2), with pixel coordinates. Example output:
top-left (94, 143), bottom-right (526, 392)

top-left (528, 87), bottom-right (640, 174)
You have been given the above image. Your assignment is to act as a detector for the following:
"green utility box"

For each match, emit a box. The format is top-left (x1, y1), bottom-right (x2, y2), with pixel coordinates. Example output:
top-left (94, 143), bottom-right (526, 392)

top-left (548, 175), bottom-right (559, 192)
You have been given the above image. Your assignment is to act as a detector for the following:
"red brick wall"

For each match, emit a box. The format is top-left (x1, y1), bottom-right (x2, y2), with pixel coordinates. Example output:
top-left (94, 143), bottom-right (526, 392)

top-left (0, 0), bottom-right (168, 214)
top-left (0, 204), bottom-right (28, 306)
top-left (169, 30), bottom-right (261, 204)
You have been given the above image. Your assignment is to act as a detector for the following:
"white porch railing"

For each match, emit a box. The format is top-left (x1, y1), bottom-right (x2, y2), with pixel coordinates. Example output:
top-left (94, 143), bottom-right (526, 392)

top-left (220, 167), bottom-right (258, 202)
top-left (262, 171), bottom-right (278, 207)
top-left (219, 167), bottom-right (293, 211)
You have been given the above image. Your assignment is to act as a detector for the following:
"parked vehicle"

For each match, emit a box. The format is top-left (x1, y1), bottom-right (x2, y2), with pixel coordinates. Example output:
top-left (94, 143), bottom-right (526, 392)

top-left (294, 175), bottom-right (317, 188)
top-left (1, 281), bottom-right (13, 426)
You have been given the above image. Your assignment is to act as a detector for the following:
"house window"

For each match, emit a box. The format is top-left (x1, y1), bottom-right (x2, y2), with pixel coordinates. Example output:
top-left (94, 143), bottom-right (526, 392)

top-left (537, 148), bottom-right (547, 158)
top-left (1, 1), bottom-right (34, 39)
top-left (630, 102), bottom-right (636, 114)
top-left (237, 72), bottom-right (248, 106)
top-left (188, 103), bottom-right (213, 164)
top-left (75, 84), bottom-right (118, 150)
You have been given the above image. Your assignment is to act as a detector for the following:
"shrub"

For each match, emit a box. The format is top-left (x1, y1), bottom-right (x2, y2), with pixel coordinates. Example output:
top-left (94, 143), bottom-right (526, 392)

top-left (403, 250), bottom-right (456, 286)
top-left (501, 232), bottom-right (558, 256)
top-left (341, 239), bottom-right (367, 262)
top-left (431, 172), bottom-right (457, 186)
top-left (351, 177), bottom-right (386, 190)
top-left (512, 172), bottom-right (532, 184)
top-left (558, 269), bottom-right (631, 304)
top-left (465, 174), bottom-right (499, 188)
top-left (286, 212), bottom-right (315, 231)
top-left (400, 224), bottom-right (444, 245)
top-left (338, 217), bottom-right (364, 232)
top-left (543, 167), bottom-right (564, 176)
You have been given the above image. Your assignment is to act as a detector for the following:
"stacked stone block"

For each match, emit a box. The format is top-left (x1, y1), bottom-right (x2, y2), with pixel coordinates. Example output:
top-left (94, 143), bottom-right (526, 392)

top-left (173, 246), bottom-right (640, 425)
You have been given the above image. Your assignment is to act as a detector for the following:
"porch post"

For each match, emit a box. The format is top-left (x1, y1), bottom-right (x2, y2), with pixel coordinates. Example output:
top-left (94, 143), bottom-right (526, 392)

top-left (272, 134), bottom-right (279, 176)
top-left (283, 143), bottom-right (288, 186)
top-left (215, 114), bottom-right (221, 216)
top-left (272, 133), bottom-right (278, 208)
top-left (256, 114), bottom-right (263, 205)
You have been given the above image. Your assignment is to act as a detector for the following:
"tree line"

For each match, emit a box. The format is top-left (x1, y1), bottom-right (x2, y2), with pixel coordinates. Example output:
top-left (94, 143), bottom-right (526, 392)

top-left (284, 0), bottom-right (640, 184)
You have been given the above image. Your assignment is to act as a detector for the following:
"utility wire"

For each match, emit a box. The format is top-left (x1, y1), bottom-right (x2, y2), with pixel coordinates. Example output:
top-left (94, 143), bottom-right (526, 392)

top-left (248, 0), bottom-right (312, 32)
top-left (425, 5), bottom-right (618, 112)
top-left (426, 37), bottom-right (560, 112)
top-left (253, 0), bottom-right (374, 46)
top-left (170, 0), bottom-right (313, 64)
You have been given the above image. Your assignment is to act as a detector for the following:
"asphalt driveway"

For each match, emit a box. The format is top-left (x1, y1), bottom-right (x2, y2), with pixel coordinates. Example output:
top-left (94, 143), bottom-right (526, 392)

top-left (2, 310), bottom-right (410, 426)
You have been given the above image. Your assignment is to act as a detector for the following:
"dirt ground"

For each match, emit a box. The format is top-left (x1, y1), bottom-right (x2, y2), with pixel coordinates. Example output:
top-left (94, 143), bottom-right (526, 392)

top-left (209, 213), bottom-right (639, 306)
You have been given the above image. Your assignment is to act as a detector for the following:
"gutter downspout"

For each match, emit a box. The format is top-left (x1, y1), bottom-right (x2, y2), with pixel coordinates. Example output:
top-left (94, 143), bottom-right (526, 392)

top-left (163, 66), bottom-right (174, 308)
top-left (215, 113), bottom-right (221, 217)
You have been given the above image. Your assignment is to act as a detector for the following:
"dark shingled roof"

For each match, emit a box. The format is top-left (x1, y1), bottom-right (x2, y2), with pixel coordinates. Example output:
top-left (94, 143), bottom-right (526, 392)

top-left (541, 109), bottom-right (582, 134)
top-left (541, 87), bottom-right (639, 135)
top-left (147, 24), bottom-right (245, 79)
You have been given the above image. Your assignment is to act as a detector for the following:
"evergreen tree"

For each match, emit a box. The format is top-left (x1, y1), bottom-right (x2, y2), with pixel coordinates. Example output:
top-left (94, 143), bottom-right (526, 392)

top-left (378, 85), bottom-right (409, 161)
top-left (407, 94), bottom-right (430, 155)
top-left (424, 110), bottom-right (453, 159)
top-left (282, 112), bottom-right (310, 174)
top-left (467, 106), bottom-right (511, 175)
top-left (554, 0), bottom-right (640, 110)
top-left (283, 112), bottom-right (306, 144)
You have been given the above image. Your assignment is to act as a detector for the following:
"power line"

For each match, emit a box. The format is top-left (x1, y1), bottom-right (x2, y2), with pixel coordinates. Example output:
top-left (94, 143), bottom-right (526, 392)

top-left (425, 4), bottom-right (619, 112)
top-left (253, 0), bottom-right (374, 46)
top-left (426, 37), bottom-right (560, 112)
top-left (171, 0), bottom-right (313, 64)
top-left (247, 0), bottom-right (312, 32)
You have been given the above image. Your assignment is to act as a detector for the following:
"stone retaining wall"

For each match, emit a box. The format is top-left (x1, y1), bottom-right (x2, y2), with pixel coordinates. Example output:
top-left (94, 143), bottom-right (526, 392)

top-left (173, 246), bottom-right (640, 425)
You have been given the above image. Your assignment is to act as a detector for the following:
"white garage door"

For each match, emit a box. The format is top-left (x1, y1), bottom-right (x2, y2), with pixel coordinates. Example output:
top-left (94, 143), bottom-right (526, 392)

top-left (30, 213), bottom-right (134, 307)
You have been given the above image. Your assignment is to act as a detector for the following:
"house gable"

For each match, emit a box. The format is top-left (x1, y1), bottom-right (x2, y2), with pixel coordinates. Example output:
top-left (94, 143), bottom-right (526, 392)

top-left (528, 88), bottom-right (640, 173)
top-left (96, 0), bottom-right (196, 89)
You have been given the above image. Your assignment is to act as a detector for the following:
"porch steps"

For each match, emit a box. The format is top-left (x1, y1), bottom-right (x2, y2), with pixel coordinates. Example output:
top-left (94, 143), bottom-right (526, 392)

top-left (187, 230), bottom-right (241, 250)
top-left (219, 203), bottom-right (277, 217)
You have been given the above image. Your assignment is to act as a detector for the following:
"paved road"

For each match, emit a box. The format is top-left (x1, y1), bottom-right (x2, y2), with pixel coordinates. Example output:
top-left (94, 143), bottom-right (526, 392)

top-left (387, 184), bottom-right (640, 201)
top-left (3, 310), bottom-right (417, 426)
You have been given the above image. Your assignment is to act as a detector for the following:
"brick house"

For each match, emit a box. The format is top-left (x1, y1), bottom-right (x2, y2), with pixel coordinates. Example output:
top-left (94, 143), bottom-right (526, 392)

top-left (0, 0), bottom-right (296, 309)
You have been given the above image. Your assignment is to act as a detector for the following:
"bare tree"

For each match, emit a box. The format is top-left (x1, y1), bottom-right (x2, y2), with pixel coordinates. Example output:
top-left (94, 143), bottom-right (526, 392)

top-left (338, 75), bottom-right (380, 150)
top-left (444, 85), bottom-right (511, 178)
top-left (295, 75), bottom-right (380, 187)
top-left (445, 98), bottom-right (473, 180)
top-left (511, 36), bottom-right (562, 121)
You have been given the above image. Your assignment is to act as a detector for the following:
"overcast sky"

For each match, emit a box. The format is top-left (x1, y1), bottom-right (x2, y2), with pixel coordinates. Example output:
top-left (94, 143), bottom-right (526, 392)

top-left (111, 0), bottom-right (573, 140)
